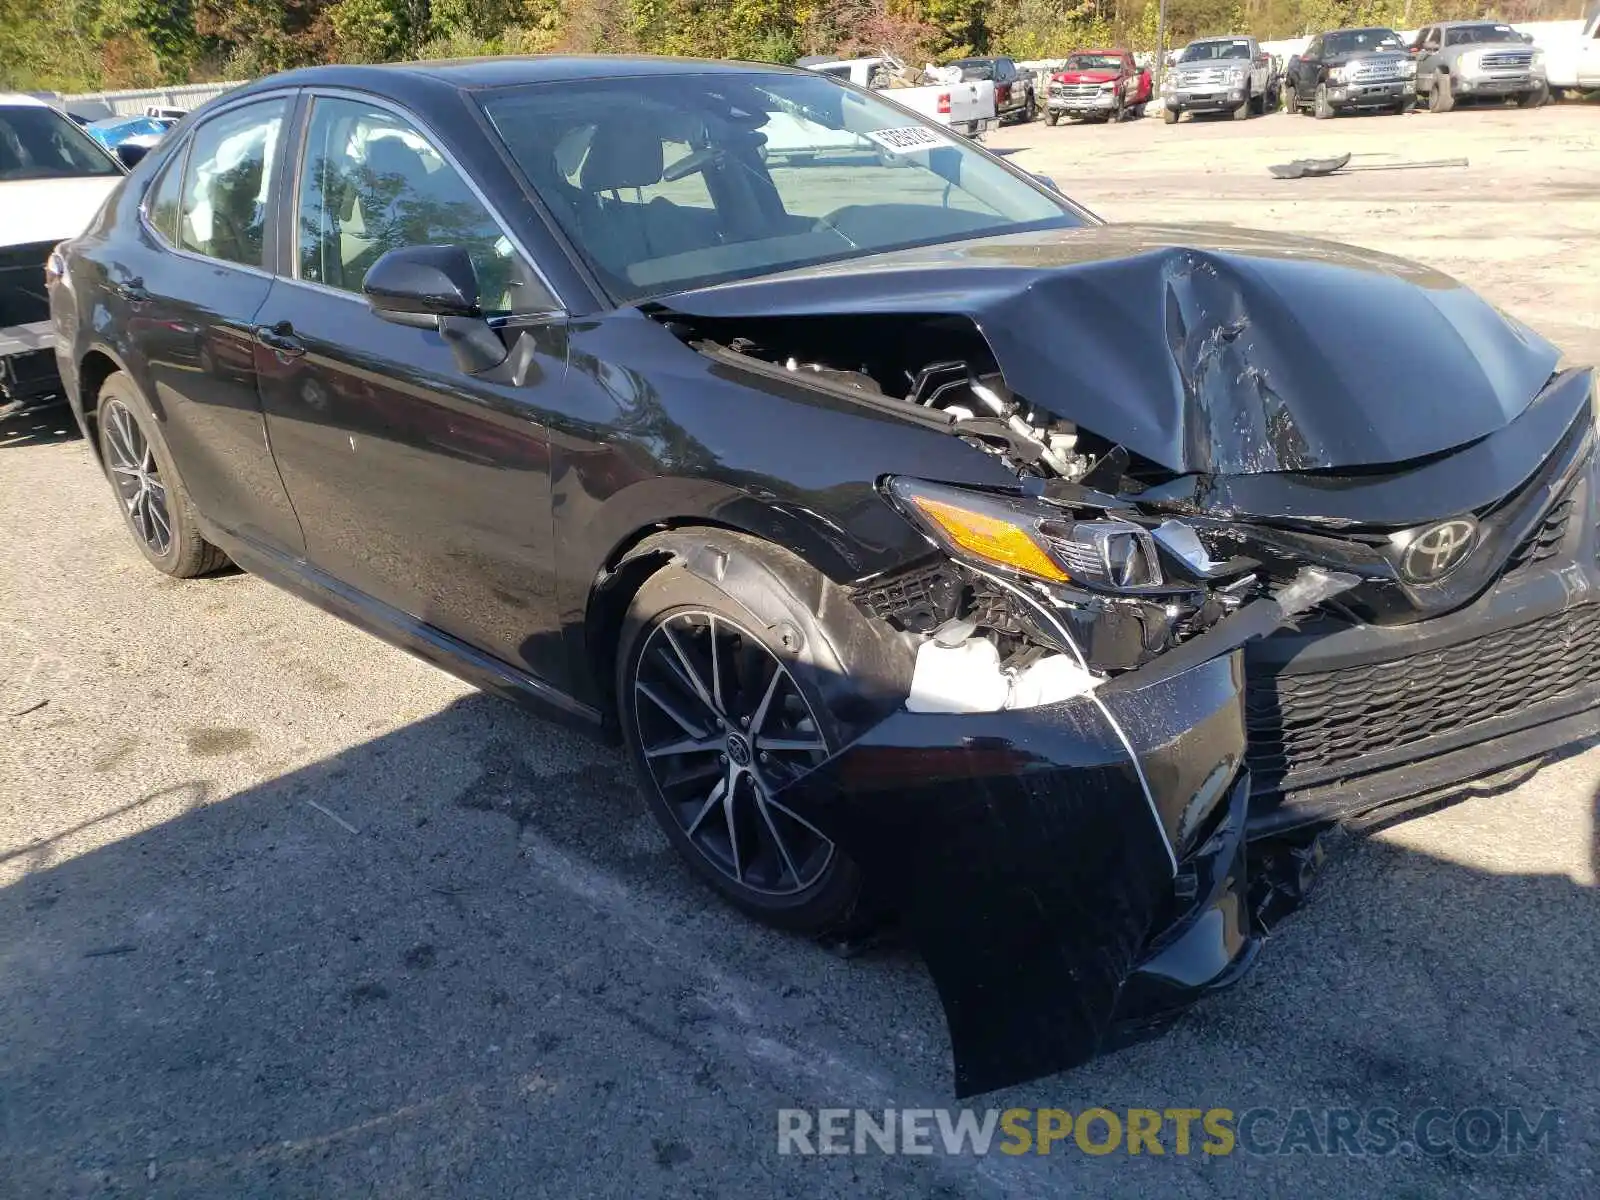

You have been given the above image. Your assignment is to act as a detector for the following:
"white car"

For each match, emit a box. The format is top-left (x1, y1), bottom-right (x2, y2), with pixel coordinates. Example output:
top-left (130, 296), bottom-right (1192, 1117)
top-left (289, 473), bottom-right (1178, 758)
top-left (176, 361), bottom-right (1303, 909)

top-left (1, 93), bottom-right (124, 419)
top-left (803, 57), bottom-right (999, 139)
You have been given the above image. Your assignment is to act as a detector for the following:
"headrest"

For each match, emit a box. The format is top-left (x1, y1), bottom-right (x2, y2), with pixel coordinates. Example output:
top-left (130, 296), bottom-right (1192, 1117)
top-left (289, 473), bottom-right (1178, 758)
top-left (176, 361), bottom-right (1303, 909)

top-left (364, 136), bottom-right (429, 185)
top-left (580, 124), bottom-right (664, 192)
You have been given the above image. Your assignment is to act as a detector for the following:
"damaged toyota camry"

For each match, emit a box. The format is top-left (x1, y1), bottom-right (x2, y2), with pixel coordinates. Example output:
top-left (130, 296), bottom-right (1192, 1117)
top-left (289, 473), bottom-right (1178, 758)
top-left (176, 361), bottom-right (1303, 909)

top-left (50, 57), bottom-right (1598, 1097)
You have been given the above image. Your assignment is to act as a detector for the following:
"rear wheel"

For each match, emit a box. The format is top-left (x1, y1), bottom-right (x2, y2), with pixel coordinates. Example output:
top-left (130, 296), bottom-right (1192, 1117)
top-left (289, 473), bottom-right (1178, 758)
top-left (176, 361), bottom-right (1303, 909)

top-left (1045, 109), bottom-right (1060, 126)
top-left (617, 540), bottom-right (901, 933)
top-left (95, 372), bottom-right (228, 578)
top-left (1431, 72), bottom-right (1455, 113)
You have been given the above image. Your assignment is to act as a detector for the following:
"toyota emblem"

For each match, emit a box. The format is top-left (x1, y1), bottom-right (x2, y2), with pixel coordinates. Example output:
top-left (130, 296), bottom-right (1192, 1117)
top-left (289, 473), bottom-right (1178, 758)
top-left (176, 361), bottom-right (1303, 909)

top-left (1400, 519), bottom-right (1477, 583)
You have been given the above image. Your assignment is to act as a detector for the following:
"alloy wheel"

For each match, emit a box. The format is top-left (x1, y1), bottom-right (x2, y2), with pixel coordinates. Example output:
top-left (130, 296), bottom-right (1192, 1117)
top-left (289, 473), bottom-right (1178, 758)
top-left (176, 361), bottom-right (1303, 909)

top-left (633, 610), bottom-right (834, 897)
top-left (103, 399), bottom-right (172, 556)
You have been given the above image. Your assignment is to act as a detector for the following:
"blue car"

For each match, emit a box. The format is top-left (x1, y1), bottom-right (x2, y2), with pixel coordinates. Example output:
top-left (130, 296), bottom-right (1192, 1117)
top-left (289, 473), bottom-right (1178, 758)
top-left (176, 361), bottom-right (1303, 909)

top-left (84, 114), bottom-right (177, 154)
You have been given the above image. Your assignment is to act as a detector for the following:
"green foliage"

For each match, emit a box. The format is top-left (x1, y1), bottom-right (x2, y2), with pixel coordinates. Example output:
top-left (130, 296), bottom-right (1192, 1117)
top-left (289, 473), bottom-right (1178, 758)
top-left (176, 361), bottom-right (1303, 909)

top-left (0, 0), bottom-right (1536, 92)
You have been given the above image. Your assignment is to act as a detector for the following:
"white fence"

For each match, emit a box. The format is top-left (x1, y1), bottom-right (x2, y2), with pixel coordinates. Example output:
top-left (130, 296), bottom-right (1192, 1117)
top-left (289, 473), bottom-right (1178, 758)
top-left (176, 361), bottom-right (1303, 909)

top-left (49, 81), bottom-right (245, 120)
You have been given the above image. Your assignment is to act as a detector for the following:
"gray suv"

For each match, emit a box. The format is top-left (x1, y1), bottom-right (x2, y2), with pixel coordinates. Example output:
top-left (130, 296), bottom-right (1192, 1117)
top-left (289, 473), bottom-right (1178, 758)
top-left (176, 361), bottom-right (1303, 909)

top-left (1410, 21), bottom-right (1548, 112)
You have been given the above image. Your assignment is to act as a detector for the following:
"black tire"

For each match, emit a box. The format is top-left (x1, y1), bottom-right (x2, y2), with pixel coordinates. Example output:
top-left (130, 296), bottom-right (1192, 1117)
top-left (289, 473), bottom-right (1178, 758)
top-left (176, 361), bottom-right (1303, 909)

top-left (1284, 85), bottom-right (1299, 115)
top-left (1233, 90), bottom-right (1252, 119)
top-left (1045, 109), bottom-right (1060, 126)
top-left (1023, 91), bottom-right (1037, 122)
top-left (94, 371), bottom-right (229, 578)
top-left (1431, 72), bottom-right (1454, 113)
top-left (1314, 83), bottom-right (1334, 119)
top-left (616, 534), bottom-right (908, 934)
top-left (1162, 103), bottom-right (1179, 124)
top-left (1398, 96), bottom-right (1417, 114)
top-left (1519, 80), bottom-right (1548, 108)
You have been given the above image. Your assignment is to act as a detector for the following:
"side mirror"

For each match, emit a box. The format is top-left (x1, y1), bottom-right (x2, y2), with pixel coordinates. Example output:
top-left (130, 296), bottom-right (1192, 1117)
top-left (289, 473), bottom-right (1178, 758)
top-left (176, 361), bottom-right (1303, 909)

top-left (362, 244), bottom-right (507, 375)
top-left (115, 142), bottom-right (149, 170)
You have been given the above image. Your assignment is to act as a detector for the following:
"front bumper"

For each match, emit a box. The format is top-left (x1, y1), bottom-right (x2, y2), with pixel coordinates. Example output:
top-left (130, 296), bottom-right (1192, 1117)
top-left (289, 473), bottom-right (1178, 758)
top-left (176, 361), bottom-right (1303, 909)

top-left (1164, 89), bottom-right (1247, 113)
top-left (1246, 417), bottom-right (1600, 833)
top-left (0, 320), bottom-right (62, 415)
top-left (1454, 71), bottom-right (1541, 97)
top-left (1327, 79), bottom-right (1415, 109)
top-left (776, 653), bottom-right (1258, 1097)
top-left (1048, 90), bottom-right (1119, 115)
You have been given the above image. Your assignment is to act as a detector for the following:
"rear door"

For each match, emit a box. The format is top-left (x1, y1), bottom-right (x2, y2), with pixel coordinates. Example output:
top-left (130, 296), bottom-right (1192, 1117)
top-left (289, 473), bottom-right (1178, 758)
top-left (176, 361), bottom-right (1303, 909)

top-left (254, 91), bottom-right (569, 684)
top-left (119, 93), bottom-right (305, 554)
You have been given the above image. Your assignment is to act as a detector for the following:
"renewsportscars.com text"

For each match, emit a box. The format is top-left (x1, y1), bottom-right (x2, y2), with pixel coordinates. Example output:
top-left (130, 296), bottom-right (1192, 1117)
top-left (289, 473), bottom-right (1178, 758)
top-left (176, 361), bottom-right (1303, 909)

top-left (776, 1106), bottom-right (1562, 1158)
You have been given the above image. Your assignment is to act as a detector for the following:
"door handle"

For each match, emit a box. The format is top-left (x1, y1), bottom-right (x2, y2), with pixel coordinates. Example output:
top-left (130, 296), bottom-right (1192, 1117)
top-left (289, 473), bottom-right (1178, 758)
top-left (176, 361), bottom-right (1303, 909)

top-left (113, 275), bottom-right (149, 304)
top-left (254, 321), bottom-right (305, 358)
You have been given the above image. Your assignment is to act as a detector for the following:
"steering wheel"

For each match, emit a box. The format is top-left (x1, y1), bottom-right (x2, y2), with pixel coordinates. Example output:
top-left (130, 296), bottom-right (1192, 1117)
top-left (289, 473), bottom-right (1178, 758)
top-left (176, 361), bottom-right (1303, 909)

top-left (661, 145), bottom-right (722, 182)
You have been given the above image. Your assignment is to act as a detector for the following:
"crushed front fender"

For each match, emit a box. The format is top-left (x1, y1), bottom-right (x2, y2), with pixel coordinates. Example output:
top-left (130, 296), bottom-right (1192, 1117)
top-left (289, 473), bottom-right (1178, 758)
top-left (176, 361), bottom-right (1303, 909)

top-left (771, 652), bottom-right (1257, 1097)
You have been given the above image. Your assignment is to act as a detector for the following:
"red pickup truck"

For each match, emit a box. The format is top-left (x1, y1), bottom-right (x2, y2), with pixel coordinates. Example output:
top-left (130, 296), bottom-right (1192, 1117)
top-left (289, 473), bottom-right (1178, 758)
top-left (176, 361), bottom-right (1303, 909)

top-left (1045, 49), bottom-right (1154, 124)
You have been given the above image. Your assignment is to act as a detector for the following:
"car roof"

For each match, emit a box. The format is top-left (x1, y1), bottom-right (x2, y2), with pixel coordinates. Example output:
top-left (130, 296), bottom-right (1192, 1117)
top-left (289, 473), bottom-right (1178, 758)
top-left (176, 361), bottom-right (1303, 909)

top-left (0, 92), bottom-right (50, 108)
top-left (1434, 19), bottom-right (1516, 28)
top-left (234, 55), bottom-right (807, 96)
top-left (1325, 26), bottom-right (1398, 35)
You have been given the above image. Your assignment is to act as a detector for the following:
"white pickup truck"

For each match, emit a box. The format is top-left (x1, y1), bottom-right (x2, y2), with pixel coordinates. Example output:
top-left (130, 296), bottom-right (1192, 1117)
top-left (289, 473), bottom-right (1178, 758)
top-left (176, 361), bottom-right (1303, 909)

top-left (802, 57), bottom-right (999, 139)
top-left (1, 93), bottom-right (124, 420)
top-left (1537, 3), bottom-right (1600, 95)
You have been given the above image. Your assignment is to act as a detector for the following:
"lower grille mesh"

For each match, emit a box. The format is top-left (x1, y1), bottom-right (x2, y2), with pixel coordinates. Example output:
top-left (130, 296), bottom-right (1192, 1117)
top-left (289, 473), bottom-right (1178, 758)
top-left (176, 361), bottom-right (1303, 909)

top-left (1246, 605), bottom-right (1600, 787)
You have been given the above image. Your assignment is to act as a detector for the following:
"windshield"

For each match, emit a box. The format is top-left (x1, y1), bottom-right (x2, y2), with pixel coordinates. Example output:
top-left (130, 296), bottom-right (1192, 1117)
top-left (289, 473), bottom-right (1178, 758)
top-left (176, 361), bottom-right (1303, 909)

top-left (1446, 24), bottom-right (1520, 46)
top-left (0, 104), bottom-right (120, 181)
top-left (1177, 40), bottom-right (1251, 62)
top-left (481, 71), bottom-right (1079, 303)
top-left (1324, 29), bottom-right (1405, 56)
top-left (1062, 54), bottom-right (1123, 71)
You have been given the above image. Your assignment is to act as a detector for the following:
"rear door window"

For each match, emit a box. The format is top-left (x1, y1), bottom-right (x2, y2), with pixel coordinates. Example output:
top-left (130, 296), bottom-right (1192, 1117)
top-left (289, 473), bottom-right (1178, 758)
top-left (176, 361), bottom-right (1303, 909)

top-left (177, 99), bottom-right (286, 268)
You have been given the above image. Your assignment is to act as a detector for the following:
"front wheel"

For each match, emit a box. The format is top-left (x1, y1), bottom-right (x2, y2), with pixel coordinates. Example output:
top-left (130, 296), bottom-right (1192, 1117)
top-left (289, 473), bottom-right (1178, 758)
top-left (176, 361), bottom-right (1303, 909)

top-left (1233, 91), bottom-right (1252, 120)
top-left (1430, 72), bottom-right (1455, 113)
top-left (95, 372), bottom-right (229, 578)
top-left (1518, 80), bottom-right (1549, 108)
top-left (1045, 109), bottom-right (1060, 126)
top-left (617, 540), bottom-right (902, 933)
top-left (1314, 83), bottom-right (1334, 119)
top-left (1398, 96), bottom-right (1417, 114)
top-left (1162, 103), bottom-right (1179, 124)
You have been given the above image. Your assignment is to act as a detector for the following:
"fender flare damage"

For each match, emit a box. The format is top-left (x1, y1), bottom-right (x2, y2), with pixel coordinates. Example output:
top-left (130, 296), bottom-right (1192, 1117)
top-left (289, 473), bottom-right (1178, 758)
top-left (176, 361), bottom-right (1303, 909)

top-left (650, 530), bottom-right (1358, 1096)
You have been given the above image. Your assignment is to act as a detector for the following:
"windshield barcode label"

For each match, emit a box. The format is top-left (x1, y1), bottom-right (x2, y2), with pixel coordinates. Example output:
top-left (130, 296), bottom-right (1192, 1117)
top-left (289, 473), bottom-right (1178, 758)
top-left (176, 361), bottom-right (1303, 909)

top-left (865, 126), bottom-right (945, 154)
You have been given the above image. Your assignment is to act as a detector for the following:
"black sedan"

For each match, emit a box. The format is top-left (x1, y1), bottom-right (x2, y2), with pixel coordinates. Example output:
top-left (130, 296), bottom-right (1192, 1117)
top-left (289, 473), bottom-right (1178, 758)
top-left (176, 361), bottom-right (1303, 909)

top-left (48, 56), bottom-right (1598, 1096)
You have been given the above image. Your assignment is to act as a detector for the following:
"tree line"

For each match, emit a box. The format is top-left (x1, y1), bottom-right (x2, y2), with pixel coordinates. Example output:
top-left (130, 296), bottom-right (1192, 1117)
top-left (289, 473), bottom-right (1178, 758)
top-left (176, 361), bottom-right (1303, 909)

top-left (0, 0), bottom-right (1579, 93)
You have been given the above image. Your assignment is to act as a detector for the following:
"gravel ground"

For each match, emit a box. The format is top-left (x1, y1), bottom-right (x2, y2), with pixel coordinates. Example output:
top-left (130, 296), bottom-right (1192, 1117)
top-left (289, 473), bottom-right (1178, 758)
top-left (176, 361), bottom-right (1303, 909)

top-left (2, 103), bottom-right (1598, 1198)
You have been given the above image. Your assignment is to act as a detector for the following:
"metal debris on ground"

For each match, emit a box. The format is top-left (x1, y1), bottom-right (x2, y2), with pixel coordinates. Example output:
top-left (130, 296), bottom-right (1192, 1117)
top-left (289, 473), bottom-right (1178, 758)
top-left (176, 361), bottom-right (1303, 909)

top-left (1269, 152), bottom-right (1470, 180)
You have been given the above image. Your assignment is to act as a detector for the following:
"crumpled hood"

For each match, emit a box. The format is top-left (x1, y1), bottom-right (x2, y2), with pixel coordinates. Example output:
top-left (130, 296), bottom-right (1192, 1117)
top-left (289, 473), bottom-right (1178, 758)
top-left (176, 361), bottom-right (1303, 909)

top-left (661, 223), bottom-right (1561, 476)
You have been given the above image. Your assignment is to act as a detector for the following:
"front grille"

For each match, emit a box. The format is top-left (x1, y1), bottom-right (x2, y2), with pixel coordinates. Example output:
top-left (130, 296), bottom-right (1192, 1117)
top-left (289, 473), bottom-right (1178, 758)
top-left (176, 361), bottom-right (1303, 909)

top-left (1349, 58), bottom-right (1405, 82)
top-left (1246, 605), bottom-right (1600, 789)
top-left (1505, 491), bottom-right (1576, 574)
top-left (0, 240), bottom-right (54, 329)
top-left (1175, 68), bottom-right (1227, 87)
top-left (1051, 83), bottom-right (1109, 100)
top-left (1479, 51), bottom-right (1533, 70)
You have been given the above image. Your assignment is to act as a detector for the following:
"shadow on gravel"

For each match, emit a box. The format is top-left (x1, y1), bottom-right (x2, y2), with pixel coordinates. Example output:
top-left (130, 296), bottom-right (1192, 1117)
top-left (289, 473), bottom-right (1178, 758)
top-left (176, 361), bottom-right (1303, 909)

top-left (0, 408), bottom-right (81, 450)
top-left (1, 692), bottom-right (1596, 1196)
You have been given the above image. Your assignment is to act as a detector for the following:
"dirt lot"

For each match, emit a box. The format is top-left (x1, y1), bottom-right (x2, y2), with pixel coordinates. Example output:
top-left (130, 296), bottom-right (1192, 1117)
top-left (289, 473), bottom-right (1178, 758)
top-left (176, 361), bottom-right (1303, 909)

top-left (3, 106), bottom-right (1598, 1198)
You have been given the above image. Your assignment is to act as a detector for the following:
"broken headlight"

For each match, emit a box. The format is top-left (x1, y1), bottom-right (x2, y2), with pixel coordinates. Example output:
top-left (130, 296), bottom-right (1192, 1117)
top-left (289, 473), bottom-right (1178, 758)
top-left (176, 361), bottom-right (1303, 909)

top-left (885, 477), bottom-right (1163, 591)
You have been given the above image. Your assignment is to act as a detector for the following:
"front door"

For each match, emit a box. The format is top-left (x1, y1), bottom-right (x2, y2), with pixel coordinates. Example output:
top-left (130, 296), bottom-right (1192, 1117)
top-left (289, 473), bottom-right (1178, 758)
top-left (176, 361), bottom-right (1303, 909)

top-left (255, 94), bottom-right (569, 685)
top-left (121, 96), bottom-right (304, 554)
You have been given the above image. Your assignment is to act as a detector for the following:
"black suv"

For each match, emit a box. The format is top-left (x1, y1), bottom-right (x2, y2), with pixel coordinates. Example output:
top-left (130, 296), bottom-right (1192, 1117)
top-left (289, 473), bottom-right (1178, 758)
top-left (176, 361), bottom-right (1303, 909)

top-left (1285, 26), bottom-right (1418, 116)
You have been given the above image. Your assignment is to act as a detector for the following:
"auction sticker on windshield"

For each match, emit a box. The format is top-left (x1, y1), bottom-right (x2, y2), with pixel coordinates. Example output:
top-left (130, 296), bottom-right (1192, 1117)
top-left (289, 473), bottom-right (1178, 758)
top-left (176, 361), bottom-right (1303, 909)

top-left (865, 126), bottom-right (945, 154)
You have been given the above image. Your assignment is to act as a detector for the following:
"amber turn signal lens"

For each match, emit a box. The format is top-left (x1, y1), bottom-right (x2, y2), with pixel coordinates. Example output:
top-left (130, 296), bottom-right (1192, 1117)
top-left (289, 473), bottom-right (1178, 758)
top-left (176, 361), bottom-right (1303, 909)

top-left (907, 495), bottom-right (1070, 583)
